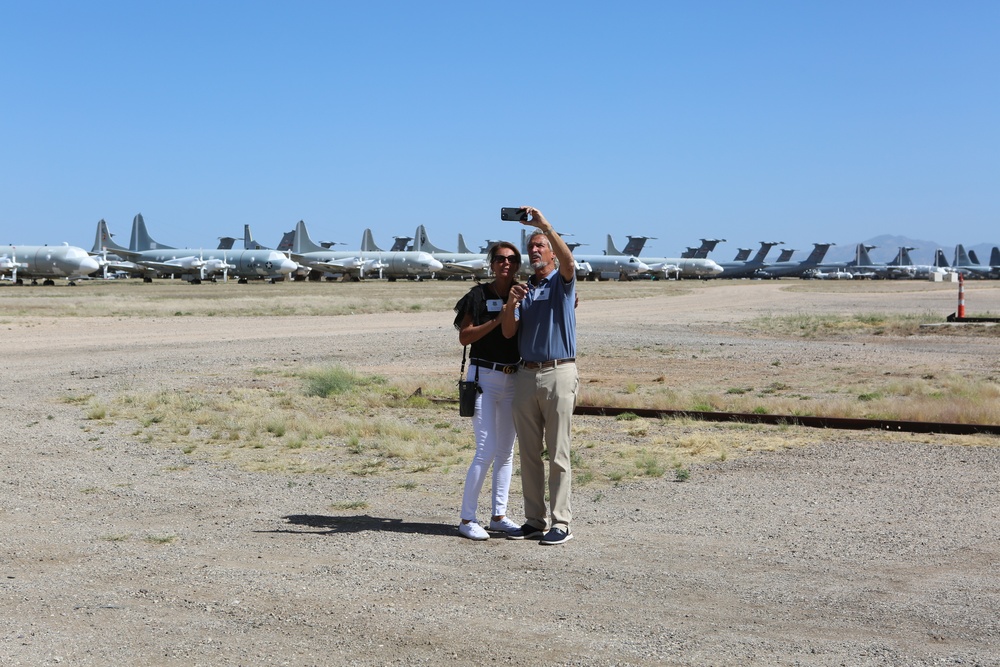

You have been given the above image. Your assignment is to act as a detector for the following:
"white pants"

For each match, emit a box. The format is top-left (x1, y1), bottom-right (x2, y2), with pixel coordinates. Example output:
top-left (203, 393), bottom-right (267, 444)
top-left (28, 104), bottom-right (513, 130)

top-left (460, 366), bottom-right (517, 522)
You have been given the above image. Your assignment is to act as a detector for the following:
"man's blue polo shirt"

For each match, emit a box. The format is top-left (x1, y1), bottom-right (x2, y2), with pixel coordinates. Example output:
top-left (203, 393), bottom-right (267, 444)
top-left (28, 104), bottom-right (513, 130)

top-left (516, 268), bottom-right (576, 362)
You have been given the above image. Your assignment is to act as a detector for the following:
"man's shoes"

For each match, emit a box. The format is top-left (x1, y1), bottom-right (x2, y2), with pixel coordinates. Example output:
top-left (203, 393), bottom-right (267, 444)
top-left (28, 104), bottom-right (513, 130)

top-left (458, 521), bottom-right (489, 541)
top-left (539, 527), bottom-right (573, 545)
top-left (488, 517), bottom-right (521, 535)
top-left (506, 523), bottom-right (545, 540)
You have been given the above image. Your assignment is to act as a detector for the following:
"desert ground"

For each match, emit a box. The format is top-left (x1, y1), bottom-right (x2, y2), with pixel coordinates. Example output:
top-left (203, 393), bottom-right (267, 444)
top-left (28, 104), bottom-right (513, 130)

top-left (2, 278), bottom-right (999, 666)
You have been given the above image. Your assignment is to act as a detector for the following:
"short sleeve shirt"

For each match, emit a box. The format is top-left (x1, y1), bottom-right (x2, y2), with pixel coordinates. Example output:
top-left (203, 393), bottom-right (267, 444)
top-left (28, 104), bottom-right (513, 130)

top-left (516, 268), bottom-right (576, 362)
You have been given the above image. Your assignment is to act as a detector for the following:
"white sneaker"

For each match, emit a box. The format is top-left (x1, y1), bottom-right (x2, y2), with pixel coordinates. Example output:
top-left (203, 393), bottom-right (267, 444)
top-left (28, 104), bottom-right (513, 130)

top-left (488, 516), bottom-right (521, 535)
top-left (458, 521), bottom-right (489, 541)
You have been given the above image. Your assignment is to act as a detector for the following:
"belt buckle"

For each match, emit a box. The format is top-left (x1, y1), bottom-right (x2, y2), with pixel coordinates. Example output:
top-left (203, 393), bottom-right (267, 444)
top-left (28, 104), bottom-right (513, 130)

top-left (503, 364), bottom-right (516, 374)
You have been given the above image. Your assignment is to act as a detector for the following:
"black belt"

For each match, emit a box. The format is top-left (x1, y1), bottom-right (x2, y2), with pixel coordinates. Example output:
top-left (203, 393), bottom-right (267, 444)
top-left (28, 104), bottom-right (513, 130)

top-left (520, 357), bottom-right (575, 370)
top-left (472, 359), bottom-right (518, 374)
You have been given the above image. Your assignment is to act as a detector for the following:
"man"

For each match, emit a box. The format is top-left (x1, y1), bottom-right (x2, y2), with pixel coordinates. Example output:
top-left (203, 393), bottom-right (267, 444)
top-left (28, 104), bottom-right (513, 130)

top-left (501, 207), bottom-right (578, 545)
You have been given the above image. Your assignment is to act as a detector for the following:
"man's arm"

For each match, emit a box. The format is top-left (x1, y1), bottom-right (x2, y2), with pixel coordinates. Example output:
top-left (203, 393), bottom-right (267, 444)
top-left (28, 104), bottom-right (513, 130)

top-left (525, 207), bottom-right (575, 282)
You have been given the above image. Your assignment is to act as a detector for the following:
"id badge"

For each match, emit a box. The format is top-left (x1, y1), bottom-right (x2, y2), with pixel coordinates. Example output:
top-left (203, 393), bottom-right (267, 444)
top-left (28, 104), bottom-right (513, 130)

top-left (486, 299), bottom-right (503, 312)
top-left (533, 287), bottom-right (551, 301)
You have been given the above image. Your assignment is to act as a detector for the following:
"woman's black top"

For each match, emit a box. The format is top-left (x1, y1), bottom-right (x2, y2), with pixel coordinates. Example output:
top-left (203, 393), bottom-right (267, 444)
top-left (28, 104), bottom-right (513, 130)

top-left (453, 282), bottom-right (520, 365)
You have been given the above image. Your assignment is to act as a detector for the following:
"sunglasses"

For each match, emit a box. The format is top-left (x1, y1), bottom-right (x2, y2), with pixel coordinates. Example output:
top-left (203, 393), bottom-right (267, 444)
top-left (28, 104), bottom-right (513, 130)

top-left (492, 255), bottom-right (518, 264)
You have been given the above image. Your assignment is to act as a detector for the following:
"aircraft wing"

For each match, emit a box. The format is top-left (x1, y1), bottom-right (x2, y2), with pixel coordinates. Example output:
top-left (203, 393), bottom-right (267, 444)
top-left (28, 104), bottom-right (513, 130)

top-left (135, 257), bottom-right (203, 273)
top-left (442, 259), bottom-right (489, 274)
top-left (298, 258), bottom-right (358, 273)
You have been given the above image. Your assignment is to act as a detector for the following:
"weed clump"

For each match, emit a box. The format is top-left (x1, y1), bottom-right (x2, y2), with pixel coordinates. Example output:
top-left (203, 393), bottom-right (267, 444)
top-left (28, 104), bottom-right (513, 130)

top-left (302, 366), bottom-right (385, 398)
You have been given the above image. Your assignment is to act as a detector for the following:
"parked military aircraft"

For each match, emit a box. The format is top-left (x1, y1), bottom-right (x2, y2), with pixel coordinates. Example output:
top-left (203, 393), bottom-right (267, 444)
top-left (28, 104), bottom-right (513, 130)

top-left (290, 221), bottom-right (443, 280)
top-left (411, 225), bottom-right (490, 278)
top-left (680, 238), bottom-right (726, 259)
top-left (864, 246), bottom-right (954, 279)
top-left (774, 248), bottom-right (796, 263)
top-left (0, 243), bottom-right (100, 285)
top-left (604, 236), bottom-right (722, 279)
top-left (712, 242), bottom-right (782, 278)
top-left (93, 215), bottom-right (297, 283)
top-left (952, 244), bottom-right (996, 278)
top-left (756, 243), bottom-right (834, 278)
top-left (804, 268), bottom-right (854, 280)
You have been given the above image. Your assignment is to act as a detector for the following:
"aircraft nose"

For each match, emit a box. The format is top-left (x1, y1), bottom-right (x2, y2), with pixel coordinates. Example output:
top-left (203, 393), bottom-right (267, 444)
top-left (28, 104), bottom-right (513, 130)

top-left (708, 261), bottom-right (724, 275)
top-left (426, 257), bottom-right (444, 271)
top-left (635, 261), bottom-right (650, 273)
top-left (80, 256), bottom-right (101, 273)
top-left (278, 257), bottom-right (298, 274)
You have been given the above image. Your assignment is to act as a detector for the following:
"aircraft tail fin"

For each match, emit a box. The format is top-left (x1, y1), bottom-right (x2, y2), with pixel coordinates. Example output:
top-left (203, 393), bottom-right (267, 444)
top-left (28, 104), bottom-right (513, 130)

top-left (969, 249), bottom-right (981, 265)
top-left (991, 247), bottom-right (1000, 266)
top-left (852, 244), bottom-right (874, 266)
top-left (934, 249), bottom-right (950, 268)
top-left (92, 219), bottom-right (129, 254)
top-left (217, 237), bottom-right (236, 250)
top-left (244, 224), bottom-right (268, 250)
top-left (413, 225), bottom-right (447, 253)
top-left (621, 236), bottom-right (651, 256)
top-left (292, 220), bottom-right (323, 254)
top-left (733, 248), bottom-right (752, 262)
top-left (457, 234), bottom-right (473, 254)
top-left (750, 241), bottom-right (782, 264)
top-left (775, 248), bottom-right (796, 263)
top-left (389, 236), bottom-right (411, 252)
top-left (361, 229), bottom-right (383, 252)
top-left (688, 238), bottom-right (723, 259)
top-left (954, 244), bottom-right (971, 267)
top-left (129, 213), bottom-right (175, 251)
top-left (606, 235), bottom-right (623, 255)
top-left (802, 243), bottom-right (833, 265)
top-left (276, 230), bottom-right (295, 252)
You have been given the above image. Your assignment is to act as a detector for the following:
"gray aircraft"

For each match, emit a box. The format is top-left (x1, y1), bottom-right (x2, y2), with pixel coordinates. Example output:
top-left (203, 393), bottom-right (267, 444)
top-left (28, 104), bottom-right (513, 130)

top-left (850, 246), bottom-right (953, 279)
top-left (93, 215), bottom-right (297, 283)
top-left (713, 241), bottom-right (783, 278)
top-left (756, 243), bottom-right (834, 278)
top-left (411, 225), bottom-right (490, 278)
top-left (0, 243), bottom-right (101, 285)
top-left (774, 248), bottom-right (797, 263)
top-left (605, 236), bottom-right (722, 279)
top-left (952, 244), bottom-right (996, 278)
top-left (680, 238), bottom-right (726, 259)
top-left (290, 221), bottom-right (443, 280)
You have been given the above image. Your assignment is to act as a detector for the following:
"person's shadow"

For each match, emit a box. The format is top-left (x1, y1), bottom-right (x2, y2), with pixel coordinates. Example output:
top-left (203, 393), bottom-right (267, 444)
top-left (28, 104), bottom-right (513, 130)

top-left (264, 514), bottom-right (455, 537)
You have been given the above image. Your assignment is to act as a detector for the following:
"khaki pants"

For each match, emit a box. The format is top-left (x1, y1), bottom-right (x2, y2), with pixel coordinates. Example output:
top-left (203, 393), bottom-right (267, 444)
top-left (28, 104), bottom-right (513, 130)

top-left (512, 363), bottom-right (579, 532)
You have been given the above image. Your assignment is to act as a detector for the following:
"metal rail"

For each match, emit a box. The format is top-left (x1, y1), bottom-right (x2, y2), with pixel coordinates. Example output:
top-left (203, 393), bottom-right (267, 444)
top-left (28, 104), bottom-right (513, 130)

top-left (572, 405), bottom-right (1000, 436)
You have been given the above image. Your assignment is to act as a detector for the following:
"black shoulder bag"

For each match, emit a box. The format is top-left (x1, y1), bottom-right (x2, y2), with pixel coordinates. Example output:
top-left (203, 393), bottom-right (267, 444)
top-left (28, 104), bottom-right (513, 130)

top-left (458, 346), bottom-right (481, 417)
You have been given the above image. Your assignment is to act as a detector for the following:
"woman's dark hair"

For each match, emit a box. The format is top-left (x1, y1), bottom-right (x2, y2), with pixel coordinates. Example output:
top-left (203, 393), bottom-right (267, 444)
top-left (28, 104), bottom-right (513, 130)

top-left (487, 241), bottom-right (521, 267)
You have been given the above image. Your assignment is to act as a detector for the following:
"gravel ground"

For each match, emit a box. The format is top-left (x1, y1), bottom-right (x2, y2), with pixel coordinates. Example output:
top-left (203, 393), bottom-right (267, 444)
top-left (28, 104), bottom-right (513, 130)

top-left (2, 280), bottom-right (999, 666)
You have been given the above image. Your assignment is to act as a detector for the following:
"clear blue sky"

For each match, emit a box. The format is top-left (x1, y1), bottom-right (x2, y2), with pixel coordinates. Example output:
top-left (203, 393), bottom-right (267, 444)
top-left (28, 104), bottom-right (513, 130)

top-left (2, 1), bottom-right (997, 257)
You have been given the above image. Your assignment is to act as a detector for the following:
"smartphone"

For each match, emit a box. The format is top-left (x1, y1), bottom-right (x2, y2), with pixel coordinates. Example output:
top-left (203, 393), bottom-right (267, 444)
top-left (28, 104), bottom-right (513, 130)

top-left (500, 207), bottom-right (528, 222)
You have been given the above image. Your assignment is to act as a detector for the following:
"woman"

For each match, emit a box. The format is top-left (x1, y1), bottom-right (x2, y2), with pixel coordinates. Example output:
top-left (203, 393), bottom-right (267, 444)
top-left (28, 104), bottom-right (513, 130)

top-left (452, 241), bottom-right (522, 540)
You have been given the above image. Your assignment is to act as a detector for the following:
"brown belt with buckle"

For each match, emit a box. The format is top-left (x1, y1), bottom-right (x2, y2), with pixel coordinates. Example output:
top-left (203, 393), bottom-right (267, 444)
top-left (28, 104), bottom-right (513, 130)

top-left (520, 357), bottom-right (576, 370)
top-left (472, 359), bottom-right (518, 374)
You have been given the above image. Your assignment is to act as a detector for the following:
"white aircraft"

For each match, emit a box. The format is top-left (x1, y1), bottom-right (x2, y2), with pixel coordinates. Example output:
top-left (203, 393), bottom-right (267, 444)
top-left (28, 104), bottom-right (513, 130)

top-left (93, 215), bottom-right (297, 283)
top-left (605, 236), bottom-right (723, 279)
top-left (518, 230), bottom-right (648, 280)
top-left (290, 221), bottom-right (443, 281)
top-left (0, 244), bottom-right (101, 285)
top-left (410, 225), bottom-right (490, 278)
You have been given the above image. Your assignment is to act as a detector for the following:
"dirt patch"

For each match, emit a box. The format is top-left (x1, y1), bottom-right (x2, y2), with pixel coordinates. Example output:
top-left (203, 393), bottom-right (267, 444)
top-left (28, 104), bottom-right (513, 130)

top-left (2, 280), bottom-right (999, 666)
